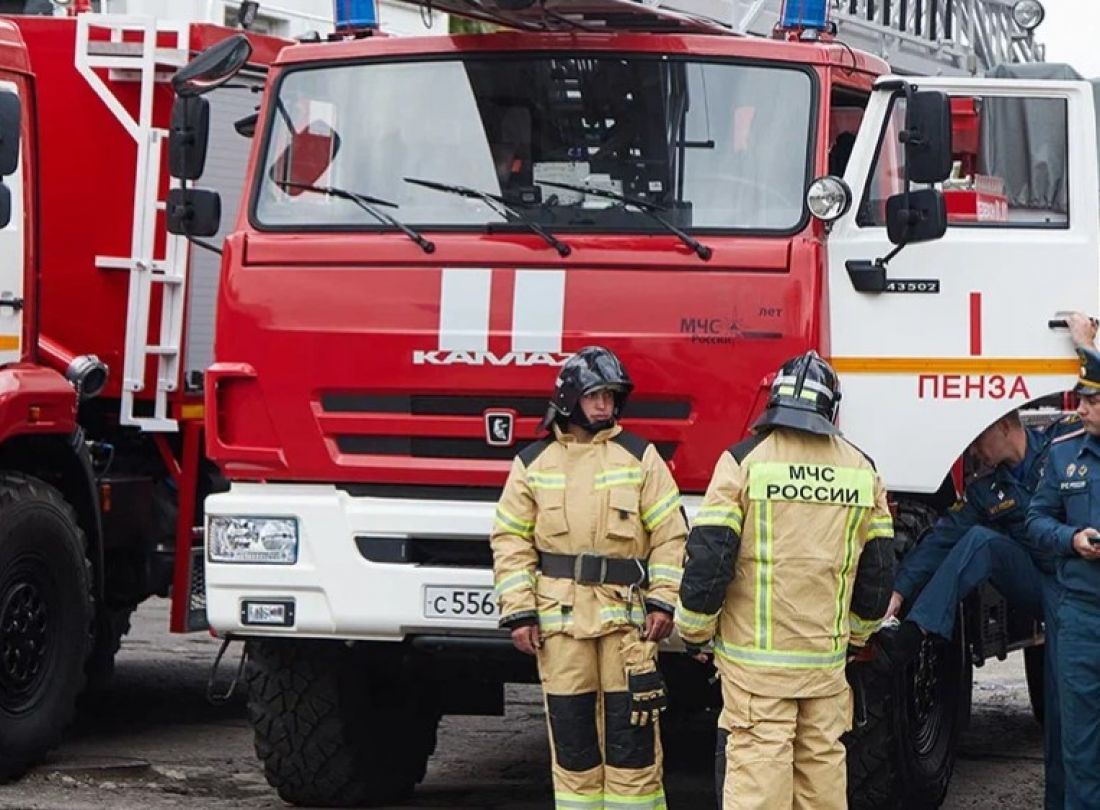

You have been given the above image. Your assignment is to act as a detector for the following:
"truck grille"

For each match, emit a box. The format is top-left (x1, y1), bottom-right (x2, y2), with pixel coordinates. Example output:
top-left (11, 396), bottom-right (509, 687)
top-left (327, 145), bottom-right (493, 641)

top-left (322, 394), bottom-right (690, 420)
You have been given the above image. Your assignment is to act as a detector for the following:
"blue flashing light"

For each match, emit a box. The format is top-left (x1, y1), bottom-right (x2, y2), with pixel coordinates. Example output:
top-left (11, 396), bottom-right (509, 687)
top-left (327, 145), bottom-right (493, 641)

top-left (780, 0), bottom-right (830, 30)
top-left (334, 0), bottom-right (379, 30)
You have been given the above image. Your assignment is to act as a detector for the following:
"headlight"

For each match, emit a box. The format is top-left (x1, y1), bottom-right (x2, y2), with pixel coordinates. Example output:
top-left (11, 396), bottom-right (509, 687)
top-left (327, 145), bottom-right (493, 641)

top-left (208, 516), bottom-right (299, 564)
top-left (1012, 0), bottom-right (1045, 32)
top-left (806, 175), bottom-right (852, 222)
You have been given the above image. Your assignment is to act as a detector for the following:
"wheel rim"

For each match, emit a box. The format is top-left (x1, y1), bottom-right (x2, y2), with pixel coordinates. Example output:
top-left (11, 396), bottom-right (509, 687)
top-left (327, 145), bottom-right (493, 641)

top-left (909, 637), bottom-right (949, 756)
top-left (0, 559), bottom-right (55, 710)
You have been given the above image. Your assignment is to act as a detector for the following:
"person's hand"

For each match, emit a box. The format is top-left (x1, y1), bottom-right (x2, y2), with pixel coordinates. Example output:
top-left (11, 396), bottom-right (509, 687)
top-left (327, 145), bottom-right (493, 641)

top-left (885, 591), bottom-right (904, 621)
top-left (1067, 312), bottom-right (1098, 349)
top-left (511, 624), bottom-right (541, 655)
top-left (1072, 529), bottom-right (1100, 560)
top-left (645, 611), bottom-right (674, 642)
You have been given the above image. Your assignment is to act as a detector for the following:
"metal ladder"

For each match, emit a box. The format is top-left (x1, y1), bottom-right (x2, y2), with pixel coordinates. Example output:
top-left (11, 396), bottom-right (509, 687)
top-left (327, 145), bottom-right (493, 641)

top-left (74, 14), bottom-right (191, 432)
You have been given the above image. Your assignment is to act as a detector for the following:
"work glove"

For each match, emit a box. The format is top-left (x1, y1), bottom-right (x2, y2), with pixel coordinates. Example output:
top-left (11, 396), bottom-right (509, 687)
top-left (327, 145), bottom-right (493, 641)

top-left (626, 660), bottom-right (668, 727)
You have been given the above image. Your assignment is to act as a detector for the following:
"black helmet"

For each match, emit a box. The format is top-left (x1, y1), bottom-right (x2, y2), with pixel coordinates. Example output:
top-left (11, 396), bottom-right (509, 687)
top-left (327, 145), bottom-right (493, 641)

top-left (540, 346), bottom-right (634, 432)
top-left (752, 351), bottom-right (841, 436)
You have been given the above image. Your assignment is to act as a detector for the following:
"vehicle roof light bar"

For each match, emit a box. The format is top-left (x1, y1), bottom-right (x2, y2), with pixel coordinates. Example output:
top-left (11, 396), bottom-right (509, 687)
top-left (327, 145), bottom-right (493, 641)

top-left (333, 0), bottom-right (379, 32)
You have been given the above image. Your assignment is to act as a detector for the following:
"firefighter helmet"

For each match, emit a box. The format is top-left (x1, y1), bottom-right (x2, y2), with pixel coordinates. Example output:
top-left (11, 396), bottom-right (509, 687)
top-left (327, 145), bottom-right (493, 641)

top-left (753, 351), bottom-right (841, 436)
top-left (540, 346), bottom-right (634, 432)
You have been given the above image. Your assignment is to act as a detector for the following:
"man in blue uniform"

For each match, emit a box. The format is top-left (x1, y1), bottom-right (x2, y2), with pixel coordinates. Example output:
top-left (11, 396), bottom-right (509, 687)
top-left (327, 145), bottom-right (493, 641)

top-left (1027, 345), bottom-right (1100, 810)
top-left (884, 312), bottom-right (1096, 810)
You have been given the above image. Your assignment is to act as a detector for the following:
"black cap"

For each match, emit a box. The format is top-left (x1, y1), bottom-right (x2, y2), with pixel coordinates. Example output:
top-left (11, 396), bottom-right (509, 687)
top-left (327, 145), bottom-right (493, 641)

top-left (1074, 347), bottom-right (1100, 397)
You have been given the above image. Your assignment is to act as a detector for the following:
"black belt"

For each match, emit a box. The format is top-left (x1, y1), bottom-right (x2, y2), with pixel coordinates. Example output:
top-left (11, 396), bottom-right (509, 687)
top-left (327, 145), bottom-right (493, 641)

top-left (538, 551), bottom-right (647, 587)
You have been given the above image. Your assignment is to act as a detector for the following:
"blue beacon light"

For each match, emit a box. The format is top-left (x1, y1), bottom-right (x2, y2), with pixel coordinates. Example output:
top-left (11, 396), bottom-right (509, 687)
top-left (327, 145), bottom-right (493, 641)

top-left (780, 0), bottom-right (831, 30)
top-left (334, 0), bottom-right (379, 30)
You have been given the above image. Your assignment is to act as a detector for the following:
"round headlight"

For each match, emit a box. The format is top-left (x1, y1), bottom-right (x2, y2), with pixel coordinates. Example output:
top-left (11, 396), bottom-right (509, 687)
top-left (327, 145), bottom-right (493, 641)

top-left (1012, 0), bottom-right (1045, 32)
top-left (806, 176), bottom-right (852, 222)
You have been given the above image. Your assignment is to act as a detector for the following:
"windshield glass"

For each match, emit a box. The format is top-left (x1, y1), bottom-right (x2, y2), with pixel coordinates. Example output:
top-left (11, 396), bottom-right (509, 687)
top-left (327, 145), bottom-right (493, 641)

top-left (253, 55), bottom-right (815, 233)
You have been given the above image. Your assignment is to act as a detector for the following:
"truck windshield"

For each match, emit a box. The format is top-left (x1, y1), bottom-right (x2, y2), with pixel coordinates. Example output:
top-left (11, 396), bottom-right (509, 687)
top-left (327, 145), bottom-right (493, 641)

top-left (253, 55), bottom-right (815, 234)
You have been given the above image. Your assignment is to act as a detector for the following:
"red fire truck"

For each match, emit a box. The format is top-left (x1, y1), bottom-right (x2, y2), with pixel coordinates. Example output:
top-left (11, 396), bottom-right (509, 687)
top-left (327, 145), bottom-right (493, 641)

top-left (0, 4), bottom-right (287, 781)
top-left (190, 0), bottom-right (1093, 807)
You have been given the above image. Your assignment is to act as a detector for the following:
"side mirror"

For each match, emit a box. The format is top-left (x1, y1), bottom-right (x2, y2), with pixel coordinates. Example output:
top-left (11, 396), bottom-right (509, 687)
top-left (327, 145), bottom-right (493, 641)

top-left (886, 188), bottom-right (947, 246)
top-left (0, 90), bottom-right (21, 177)
top-left (172, 34), bottom-right (252, 98)
top-left (904, 91), bottom-right (953, 184)
top-left (166, 188), bottom-right (221, 237)
top-left (168, 96), bottom-right (210, 180)
top-left (234, 110), bottom-right (259, 138)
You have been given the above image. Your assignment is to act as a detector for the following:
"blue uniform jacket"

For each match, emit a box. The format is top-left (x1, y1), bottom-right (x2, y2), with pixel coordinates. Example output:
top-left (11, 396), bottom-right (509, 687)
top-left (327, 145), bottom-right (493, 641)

top-left (895, 421), bottom-right (1078, 600)
top-left (1026, 423), bottom-right (1100, 605)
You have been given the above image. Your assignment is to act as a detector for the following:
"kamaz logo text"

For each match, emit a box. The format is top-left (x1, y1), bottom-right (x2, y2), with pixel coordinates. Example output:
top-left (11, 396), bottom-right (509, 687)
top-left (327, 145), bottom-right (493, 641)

top-left (413, 350), bottom-right (570, 366)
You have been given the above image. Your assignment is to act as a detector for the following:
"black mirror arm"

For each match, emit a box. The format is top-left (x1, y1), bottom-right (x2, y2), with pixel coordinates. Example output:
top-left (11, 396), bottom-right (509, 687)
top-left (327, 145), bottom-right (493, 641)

top-left (187, 235), bottom-right (223, 256)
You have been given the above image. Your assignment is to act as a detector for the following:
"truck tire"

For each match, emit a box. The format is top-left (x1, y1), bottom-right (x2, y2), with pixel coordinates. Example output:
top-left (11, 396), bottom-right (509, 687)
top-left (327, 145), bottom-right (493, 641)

top-left (245, 639), bottom-right (441, 807)
top-left (846, 501), bottom-right (971, 810)
top-left (0, 473), bottom-right (93, 781)
top-left (1024, 643), bottom-right (1044, 726)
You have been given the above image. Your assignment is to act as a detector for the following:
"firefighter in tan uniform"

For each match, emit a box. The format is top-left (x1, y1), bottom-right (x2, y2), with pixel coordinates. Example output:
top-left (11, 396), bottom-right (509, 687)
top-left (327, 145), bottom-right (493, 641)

top-left (491, 346), bottom-right (687, 810)
top-left (676, 352), bottom-right (895, 810)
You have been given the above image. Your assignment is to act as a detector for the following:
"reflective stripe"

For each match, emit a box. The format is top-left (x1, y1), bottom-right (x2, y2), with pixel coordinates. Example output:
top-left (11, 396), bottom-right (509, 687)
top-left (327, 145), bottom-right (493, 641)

top-left (775, 384), bottom-right (819, 402)
top-left (528, 471), bottom-right (566, 490)
top-left (714, 639), bottom-right (848, 669)
top-left (595, 467), bottom-right (643, 490)
top-left (538, 608), bottom-right (573, 632)
top-left (555, 792), bottom-right (604, 809)
top-left (605, 791), bottom-right (668, 809)
top-left (600, 605), bottom-right (644, 625)
top-left (642, 489), bottom-right (681, 531)
top-left (866, 515), bottom-right (894, 539)
top-left (495, 506), bottom-right (534, 537)
top-left (833, 506), bottom-right (866, 649)
top-left (648, 563), bottom-right (683, 587)
top-left (755, 499), bottom-right (773, 649)
top-left (693, 504), bottom-right (743, 533)
top-left (748, 462), bottom-right (875, 508)
top-left (674, 604), bottom-right (719, 632)
top-left (849, 612), bottom-right (882, 637)
top-left (494, 570), bottom-right (535, 597)
top-left (775, 374), bottom-right (833, 397)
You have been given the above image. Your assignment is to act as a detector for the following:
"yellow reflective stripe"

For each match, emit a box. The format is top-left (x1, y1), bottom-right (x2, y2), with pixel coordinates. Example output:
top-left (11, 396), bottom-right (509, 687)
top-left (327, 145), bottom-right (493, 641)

top-left (833, 506), bottom-right (866, 649)
top-left (849, 612), bottom-right (882, 636)
top-left (538, 609), bottom-right (573, 632)
top-left (595, 467), bottom-right (643, 490)
top-left (605, 791), bottom-right (668, 809)
top-left (494, 570), bottom-right (535, 597)
top-left (528, 472), bottom-right (566, 490)
top-left (714, 639), bottom-right (848, 669)
top-left (555, 793), bottom-right (604, 809)
top-left (866, 516), bottom-right (894, 539)
top-left (600, 605), bottom-right (643, 625)
top-left (755, 499), bottom-right (774, 649)
top-left (648, 563), bottom-right (683, 586)
top-left (674, 604), bottom-right (719, 632)
top-left (495, 506), bottom-right (534, 537)
top-left (748, 462), bottom-right (875, 508)
top-left (776, 385), bottom-right (818, 402)
top-left (694, 505), bottom-right (744, 533)
top-left (642, 489), bottom-right (681, 531)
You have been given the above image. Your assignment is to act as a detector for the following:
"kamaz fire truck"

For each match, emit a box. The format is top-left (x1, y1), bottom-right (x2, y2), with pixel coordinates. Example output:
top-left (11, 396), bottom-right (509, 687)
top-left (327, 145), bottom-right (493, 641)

top-left (0, 1), bottom-right (291, 781)
top-left (187, 0), bottom-right (1093, 806)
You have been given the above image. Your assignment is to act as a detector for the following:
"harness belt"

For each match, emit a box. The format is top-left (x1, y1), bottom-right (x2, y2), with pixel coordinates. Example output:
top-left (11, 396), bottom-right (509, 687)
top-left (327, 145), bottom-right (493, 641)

top-left (538, 551), bottom-right (648, 587)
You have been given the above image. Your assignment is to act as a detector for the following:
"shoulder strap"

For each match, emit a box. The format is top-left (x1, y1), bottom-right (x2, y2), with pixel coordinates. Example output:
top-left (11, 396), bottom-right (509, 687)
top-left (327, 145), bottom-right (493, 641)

top-left (517, 437), bottom-right (554, 467)
top-left (728, 432), bottom-right (768, 465)
top-left (611, 430), bottom-right (650, 462)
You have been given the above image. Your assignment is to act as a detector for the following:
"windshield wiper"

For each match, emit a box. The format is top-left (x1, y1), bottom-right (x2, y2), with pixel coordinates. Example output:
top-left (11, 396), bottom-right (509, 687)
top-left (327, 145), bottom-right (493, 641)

top-left (276, 180), bottom-right (435, 254)
top-left (538, 180), bottom-right (712, 261)
top-left (403, 177), bottom-right (571, 258)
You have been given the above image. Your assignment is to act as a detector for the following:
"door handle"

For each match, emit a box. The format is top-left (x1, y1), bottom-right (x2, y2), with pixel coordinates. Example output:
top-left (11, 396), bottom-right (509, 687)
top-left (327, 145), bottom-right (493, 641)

top-left (1049, 316), bottom-right (1099, 329)
top-left (0, 295), bottom-right (23, 311)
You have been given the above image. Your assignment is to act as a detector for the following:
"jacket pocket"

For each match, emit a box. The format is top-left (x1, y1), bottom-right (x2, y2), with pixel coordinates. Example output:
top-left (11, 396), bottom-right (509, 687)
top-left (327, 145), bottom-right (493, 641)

top-left (536, 488), bottom-right (570, 538)
top-left (1065, 490), bottom-right (1089, 526)
top-left (607, 487), bottom-right (641, 541)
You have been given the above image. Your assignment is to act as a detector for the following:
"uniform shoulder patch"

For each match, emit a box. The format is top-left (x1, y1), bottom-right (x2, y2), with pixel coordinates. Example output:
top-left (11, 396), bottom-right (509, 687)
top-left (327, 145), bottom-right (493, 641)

top-left (1051, 428), bottom-right (1087, 445)
top-left (517, 437), bottom-right (554, 467)
top-left (611, 430), bottom-right (650, 461)
top-left (729, 433), bottom-right (768, 464)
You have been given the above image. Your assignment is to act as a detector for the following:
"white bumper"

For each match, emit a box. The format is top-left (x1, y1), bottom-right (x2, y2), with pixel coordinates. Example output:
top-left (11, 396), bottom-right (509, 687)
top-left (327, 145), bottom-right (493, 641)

top-left (205, 482), bottom-right (703, 642)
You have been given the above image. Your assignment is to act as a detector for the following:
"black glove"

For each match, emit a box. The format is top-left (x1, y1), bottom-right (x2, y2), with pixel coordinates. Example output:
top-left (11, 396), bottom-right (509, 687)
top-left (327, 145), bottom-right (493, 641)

top-left (627, 662), bottom-right (668, 727)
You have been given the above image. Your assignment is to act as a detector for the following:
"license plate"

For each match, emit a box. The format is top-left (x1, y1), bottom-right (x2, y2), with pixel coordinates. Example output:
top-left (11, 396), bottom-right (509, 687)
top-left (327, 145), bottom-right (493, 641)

top-left (423, 586), bottom-right (498, 620)
top-left (241, 599), bottom-right (295, 627)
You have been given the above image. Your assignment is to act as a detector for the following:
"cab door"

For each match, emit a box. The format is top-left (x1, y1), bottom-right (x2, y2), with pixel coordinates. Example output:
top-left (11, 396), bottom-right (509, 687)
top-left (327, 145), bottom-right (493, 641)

top-left (826, 78), bottom-right (1100, 493)
top-left (0, 76), bottom-right (26, 367)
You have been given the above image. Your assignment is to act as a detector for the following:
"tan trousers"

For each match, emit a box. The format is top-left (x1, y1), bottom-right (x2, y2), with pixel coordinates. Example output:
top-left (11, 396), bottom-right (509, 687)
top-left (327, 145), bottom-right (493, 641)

top-left (536, 629), bottom-right (666, 810)
top-left (719, 678), bottom-right (850, 810)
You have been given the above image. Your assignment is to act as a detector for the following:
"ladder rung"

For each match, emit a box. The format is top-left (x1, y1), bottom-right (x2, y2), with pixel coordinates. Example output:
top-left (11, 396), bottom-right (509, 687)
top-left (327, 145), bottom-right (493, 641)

top-left (151, 273), bottom-right (184, 285)
top-left (145, 346), bottom-right (179, 356)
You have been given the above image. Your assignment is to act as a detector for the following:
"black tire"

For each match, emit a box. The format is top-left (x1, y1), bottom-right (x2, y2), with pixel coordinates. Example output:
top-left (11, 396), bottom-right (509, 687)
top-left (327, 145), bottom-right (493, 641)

top-left (245, 639), bottom-right (441, 807)
top-left (846, 501), bottom-right (971, 810)
top-left (1024, 643), bottom-right (1045, 727)
top-left (83, 604), bottom-right (134, 691)
top-left (0, 473), bottom-right (93, 781)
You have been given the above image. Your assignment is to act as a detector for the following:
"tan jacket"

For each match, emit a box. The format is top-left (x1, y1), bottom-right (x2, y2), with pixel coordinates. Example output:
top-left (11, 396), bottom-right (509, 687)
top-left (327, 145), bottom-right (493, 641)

top-left (491, 424), bottom-right (688, 639)
top-left (676, 428), bottom-right (895, 698)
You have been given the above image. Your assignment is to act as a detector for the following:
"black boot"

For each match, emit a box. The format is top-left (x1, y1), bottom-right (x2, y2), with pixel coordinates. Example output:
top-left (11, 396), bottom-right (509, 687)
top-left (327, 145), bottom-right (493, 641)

top-left (874, 621), bottom-right (924, 671)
